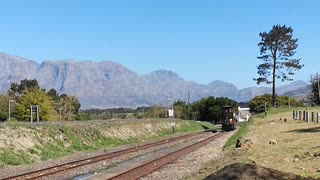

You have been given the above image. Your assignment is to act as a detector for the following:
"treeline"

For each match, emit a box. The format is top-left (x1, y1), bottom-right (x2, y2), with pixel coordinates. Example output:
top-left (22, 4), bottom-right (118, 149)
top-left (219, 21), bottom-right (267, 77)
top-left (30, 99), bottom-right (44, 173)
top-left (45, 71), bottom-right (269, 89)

top-left (142, 97), bottom-right (238, 123)
top-left (248, 94), bottom-right (303, 113)
top-left (81, 107), bottom-right (149, 120)
top-left (81, 97), bottom-right (238, 122)
top-left (0, 79), bottom-right (80, 121)
top-left (310, 73), bottom-right (320, 105)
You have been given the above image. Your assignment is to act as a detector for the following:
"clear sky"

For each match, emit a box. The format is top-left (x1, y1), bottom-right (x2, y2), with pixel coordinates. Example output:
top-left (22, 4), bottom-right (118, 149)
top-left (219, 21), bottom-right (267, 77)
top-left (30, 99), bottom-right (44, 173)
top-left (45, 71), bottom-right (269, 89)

top-left (0, 0), bottom-right (319, 89)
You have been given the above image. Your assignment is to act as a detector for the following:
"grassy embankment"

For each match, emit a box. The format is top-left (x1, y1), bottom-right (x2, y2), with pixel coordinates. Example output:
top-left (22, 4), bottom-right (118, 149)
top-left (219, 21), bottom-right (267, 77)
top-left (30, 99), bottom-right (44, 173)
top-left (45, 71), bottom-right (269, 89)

top-left (0, 119), bottom-right (215, 168)
top-left (190, 107), bottom-right (320, 179)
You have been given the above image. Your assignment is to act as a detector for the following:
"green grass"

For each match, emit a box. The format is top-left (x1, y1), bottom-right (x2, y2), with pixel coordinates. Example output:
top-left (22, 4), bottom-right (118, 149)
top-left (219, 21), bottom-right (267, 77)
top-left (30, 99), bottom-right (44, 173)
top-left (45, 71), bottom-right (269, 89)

top-left (40, 143), bottom-right (70, 160)
top-left (156, 120), bottom-right (216, 137)
top-left (254, 107), bottom-right (320, 118)
top-left (223, 121), bottom-right (251, 150)
top-left (0, 150), bottom-right (30, 167)
top-left (0, 119), bottom-right (217, 167)
top-left (223, 107), bottom-right (319, 150)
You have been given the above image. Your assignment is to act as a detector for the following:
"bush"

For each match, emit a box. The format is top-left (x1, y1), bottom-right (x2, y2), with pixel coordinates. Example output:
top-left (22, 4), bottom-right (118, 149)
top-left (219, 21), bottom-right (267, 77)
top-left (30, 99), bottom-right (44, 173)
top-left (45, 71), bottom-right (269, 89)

top-left (0, 112), bottom-right (7, 121)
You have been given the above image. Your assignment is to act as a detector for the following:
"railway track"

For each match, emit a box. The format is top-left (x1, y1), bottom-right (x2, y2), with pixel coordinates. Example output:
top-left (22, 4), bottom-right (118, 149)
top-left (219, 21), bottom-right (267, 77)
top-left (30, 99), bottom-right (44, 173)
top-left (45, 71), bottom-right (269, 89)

top-left (107, 131), bottom-right (226, 180)
top-left (1, 130), bottom-right (211, 180)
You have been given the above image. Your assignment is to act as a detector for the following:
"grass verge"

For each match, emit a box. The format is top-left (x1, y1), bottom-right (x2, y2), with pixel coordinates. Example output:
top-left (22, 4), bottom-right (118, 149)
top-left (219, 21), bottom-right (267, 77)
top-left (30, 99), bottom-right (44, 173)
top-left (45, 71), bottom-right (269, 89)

top-left (0, 119), bottom-right (215, 167)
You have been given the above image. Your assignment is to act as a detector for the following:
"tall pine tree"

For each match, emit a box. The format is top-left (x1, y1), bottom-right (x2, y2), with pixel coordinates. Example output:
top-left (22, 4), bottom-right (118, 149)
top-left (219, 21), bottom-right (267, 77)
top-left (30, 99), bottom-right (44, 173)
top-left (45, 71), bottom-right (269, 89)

top-left (254, 25), bottom-right (303, 107)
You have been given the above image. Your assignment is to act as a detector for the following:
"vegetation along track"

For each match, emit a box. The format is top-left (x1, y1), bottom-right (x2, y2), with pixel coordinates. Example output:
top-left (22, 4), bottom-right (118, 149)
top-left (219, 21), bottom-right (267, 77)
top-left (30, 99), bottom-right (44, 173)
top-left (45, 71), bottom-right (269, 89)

top-left (108, 131), bottom-right (227, 180)
top-left (1, 130), bottom-right (210, 180)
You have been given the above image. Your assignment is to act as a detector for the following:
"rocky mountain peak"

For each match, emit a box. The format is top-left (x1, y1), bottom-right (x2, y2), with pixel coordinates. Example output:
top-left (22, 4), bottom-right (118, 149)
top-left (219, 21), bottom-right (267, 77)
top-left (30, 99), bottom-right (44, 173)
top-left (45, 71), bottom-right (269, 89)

top-left (0, 52), bottom-right (309, 109)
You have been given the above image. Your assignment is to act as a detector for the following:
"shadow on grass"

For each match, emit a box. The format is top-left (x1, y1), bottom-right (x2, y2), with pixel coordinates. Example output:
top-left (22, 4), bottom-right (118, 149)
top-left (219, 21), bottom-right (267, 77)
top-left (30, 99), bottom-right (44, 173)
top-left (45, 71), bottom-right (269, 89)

top-left (285, 126), bottom-right (320, 133)
top-left (204, 163), bottom-right (311, 180)
top-left (201, 124), bottom-right (210, 130)
top-left (201, 124), bottom-right (218, 133)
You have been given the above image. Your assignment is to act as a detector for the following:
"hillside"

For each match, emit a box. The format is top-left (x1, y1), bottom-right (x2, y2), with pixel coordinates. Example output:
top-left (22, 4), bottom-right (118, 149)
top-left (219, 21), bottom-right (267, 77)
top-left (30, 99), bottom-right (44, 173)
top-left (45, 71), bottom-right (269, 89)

top-left (0, 52), bottom-right (310, 109)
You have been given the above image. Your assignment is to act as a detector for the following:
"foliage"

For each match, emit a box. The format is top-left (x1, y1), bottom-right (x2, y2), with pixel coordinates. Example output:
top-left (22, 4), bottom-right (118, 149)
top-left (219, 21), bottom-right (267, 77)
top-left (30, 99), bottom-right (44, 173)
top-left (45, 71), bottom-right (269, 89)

top-left (8, 79), bottom-right (39, 98)
top-left (249, 94), bottom-right (303, 113)
top-left (224, 122), bottom-right (250, 150)
top-left (310, 74), bottom-right (320, 105)
top-left (0, 112), bottom-right (7, 122)
top-left (0, 150), bottom-right (30, 166)
top-left (83, 107), bottom-right (148, 120)
top-left (15, 88), bottom-right (57, 121)
top-left (46, 88), bottom-right (60, 102)
top-left (58, 95), bottom-right (81, 121)
top-left (4, 79), bottom-right (82, 122)
top-left (0, 95), bottom-right (11, 120)
top-left (191, 96), bottom-right (238, 123)
top-left (173, 100), bottom-right (189, 119)
top-left (254, 25), bottom-right (303, 107)
top-left (75, 112), bottom-right (90, 121)
top-left (144, 105), bottom-right (167, 118)
top-left (117, 113), bottom-right (127, 119)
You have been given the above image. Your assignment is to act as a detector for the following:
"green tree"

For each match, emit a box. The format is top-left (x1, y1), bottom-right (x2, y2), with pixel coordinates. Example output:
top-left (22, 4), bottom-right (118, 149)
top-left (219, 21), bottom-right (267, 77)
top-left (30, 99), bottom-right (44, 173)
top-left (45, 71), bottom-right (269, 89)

top-left (15, 88), bottom-right (56, 121)
top-left (46, 88), bottom-right (60, 102)
top-left (249, 94), bottom-right (302, 113)
top-left (248, 94), bottom-right (272, 113)
top-left (173, 100), bottom-right (188, 119)
top-left (144, 105), bottom-right (167, 118)
top-left (58, 95), bottom-right (81, 121)
top-left (254, 25), bottom-right (303, 107)
top-left (310, 73), bottom-right (320, 105)
top-left (0, 95), bottom-right (11, 121)
top-left (8, 79), bottom-right (39, 98)
top-left (191, 96), bottom-right (237, 123)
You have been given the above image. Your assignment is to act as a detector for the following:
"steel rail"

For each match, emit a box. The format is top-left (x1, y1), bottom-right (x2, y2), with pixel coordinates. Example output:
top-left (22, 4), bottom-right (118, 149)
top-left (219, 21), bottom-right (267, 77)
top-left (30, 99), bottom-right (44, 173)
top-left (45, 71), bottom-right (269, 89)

top-left (1, 130), bottom-right (210, 180)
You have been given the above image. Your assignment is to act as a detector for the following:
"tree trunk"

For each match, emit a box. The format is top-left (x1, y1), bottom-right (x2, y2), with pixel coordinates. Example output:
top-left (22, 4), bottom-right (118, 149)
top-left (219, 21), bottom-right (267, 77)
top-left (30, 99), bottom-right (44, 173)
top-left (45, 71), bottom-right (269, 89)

top-left (272, 56), bottom-right (276, 108)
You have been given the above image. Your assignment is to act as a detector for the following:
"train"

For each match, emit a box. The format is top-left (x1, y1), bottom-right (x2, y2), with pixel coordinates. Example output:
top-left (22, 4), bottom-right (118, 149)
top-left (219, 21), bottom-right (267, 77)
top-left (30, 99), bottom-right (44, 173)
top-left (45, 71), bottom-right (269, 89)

top-left (220, 106), bottom-right (236, 131)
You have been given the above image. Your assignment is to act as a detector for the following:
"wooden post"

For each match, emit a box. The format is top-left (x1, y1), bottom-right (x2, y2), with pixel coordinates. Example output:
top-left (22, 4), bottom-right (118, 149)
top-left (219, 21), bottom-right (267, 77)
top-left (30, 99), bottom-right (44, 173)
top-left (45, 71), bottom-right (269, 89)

top-left (306, 111), bottom-right (309, 123)
top-left (312, 112), bottom-right (315, 123)
top-left (303, 111), bottom-right (305, 121)
top-left (299, 111), bottom-right (302, 121)
top-left (30, 105), bottom-right (33, 123)
top-left (36, 105), bottom-right (40, 123)
top-left (317, 113), bottom-right (320, 123)
top-left (293, 111), bottom-right (295, 120)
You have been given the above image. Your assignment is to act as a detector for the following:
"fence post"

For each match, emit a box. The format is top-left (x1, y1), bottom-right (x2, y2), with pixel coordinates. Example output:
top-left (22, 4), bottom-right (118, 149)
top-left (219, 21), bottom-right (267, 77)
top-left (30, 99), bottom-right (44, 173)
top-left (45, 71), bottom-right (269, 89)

top-left (299, 111), bottom-right (302, 121)
top-left (306, 111), bottom-right (309, 123)
top-left (293, 111), bottom-right (295, 120)
top-left (303, 111), bottom-right (305, 121)
top-left (317, 113), bottom-right (319, 123)
top-left (312, 112), bottom-right (315, 123)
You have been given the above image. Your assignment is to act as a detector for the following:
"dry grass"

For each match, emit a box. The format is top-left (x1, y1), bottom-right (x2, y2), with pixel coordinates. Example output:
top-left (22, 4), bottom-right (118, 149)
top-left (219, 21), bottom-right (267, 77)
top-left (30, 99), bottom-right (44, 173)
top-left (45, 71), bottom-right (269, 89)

top-left (188, 107), bottom-right (320, 179)
top-left (246, 108), bottom-right (320, 178)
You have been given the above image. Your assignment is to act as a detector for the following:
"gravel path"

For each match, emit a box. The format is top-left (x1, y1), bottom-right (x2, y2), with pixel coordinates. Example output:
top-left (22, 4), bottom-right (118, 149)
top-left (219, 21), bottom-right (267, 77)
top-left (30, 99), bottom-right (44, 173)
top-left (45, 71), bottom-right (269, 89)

top-left (144, 130), bottom-right (236, 180)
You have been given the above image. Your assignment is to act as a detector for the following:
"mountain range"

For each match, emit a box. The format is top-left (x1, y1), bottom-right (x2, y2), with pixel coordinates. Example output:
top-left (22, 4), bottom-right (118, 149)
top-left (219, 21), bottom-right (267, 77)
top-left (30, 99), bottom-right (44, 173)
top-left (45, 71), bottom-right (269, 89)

top-left (0, 52), bottom-right (310, 109)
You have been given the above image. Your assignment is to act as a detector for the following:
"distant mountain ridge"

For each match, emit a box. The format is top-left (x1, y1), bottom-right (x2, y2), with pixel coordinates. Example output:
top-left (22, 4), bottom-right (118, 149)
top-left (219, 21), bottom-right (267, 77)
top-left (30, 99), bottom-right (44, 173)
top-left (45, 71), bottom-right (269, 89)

top-left (0, 52), bottom-right (310, 109)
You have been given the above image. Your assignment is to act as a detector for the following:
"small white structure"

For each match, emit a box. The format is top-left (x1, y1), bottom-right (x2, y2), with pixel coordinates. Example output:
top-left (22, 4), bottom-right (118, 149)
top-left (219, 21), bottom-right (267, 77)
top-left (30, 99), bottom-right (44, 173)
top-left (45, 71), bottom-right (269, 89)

top-left (237, 106), bottom-right (250, 122)
top-left (168, 109), bottom-right (174, 118)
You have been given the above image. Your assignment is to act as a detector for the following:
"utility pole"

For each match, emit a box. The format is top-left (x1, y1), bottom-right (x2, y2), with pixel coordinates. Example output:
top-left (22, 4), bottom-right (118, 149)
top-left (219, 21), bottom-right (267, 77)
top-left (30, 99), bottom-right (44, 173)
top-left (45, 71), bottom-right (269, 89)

top-left (264, 102), bottom-right (267, 116)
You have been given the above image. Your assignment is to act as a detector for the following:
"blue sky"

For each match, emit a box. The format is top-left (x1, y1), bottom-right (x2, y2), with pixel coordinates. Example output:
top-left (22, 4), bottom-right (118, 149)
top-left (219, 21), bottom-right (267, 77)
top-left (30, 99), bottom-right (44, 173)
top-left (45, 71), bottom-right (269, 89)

top-left (0, 0), bottom-right (319, 89)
